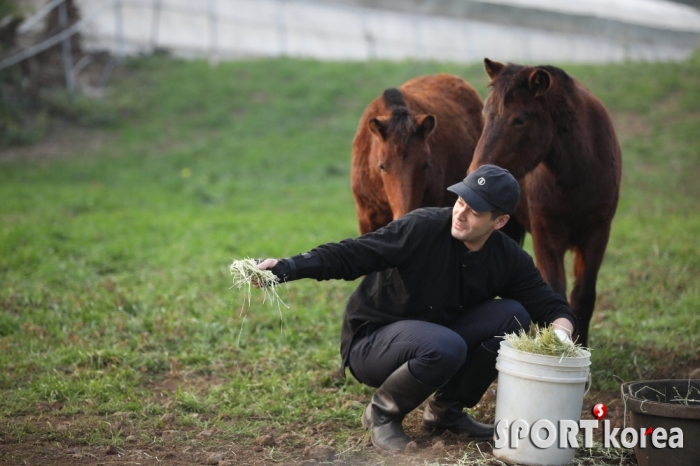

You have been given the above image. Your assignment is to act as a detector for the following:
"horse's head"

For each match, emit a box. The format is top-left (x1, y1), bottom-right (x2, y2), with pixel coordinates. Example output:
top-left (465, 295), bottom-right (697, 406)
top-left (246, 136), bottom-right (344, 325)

top-left (369, 90), bottom-right (436, 220)
top-left (469, 58), bottom-right (558, 179)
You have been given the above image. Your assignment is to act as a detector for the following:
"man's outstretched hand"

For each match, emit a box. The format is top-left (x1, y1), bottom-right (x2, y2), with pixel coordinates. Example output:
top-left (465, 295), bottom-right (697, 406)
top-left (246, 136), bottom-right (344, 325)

top-left (253, 258), bottom-right (278, 288)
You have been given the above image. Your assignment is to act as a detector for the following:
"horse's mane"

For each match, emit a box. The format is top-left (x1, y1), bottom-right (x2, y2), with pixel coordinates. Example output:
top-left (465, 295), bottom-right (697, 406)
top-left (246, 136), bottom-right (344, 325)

top-left (382, 88), bottom-right (417, 145)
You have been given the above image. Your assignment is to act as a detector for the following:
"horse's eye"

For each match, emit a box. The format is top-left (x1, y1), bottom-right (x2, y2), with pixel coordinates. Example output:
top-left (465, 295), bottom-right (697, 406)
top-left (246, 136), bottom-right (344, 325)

top-left (512, 116), bottom-right (527, 126)
top-left (379, 163), bottom-right (386, 172)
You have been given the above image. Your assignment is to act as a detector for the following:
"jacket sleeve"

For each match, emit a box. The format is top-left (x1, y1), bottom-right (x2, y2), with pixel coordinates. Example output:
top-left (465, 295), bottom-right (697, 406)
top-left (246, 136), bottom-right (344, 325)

top-left (500, 247), bottom-right (578, 333)
top-left (272, 214), bottom-right (417, 282)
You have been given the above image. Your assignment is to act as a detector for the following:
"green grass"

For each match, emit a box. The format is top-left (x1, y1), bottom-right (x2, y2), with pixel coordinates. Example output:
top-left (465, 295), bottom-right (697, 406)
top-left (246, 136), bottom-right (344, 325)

top-left (1, 55), bottom-right (699, 460)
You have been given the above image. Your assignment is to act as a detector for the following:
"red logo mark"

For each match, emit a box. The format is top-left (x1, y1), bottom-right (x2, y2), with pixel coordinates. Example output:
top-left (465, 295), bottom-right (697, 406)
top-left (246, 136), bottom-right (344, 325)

top-left (644, 427), bottom-right (653, 436)
top-left (592, 403), bottom-right (608, 420)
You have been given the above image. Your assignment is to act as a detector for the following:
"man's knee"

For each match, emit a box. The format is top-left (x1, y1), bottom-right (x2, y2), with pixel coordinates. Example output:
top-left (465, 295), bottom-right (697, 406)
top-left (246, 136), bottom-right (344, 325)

top-left (439, 333), bottom-right (467, 368)
top-left (410, 332), bottom-right (467, 386)
top-left (427, 333), bottom-right (468, 369)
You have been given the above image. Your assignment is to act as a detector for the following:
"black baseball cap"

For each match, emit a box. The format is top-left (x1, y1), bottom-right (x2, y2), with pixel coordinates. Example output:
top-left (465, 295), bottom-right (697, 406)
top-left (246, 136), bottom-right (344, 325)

top-left (447, 164), bottom-right (520, 213)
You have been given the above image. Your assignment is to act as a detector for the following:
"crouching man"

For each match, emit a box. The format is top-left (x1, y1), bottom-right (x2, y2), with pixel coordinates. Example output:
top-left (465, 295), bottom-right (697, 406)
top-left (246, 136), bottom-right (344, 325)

top-left (256, 165), bottom-right (576, 451)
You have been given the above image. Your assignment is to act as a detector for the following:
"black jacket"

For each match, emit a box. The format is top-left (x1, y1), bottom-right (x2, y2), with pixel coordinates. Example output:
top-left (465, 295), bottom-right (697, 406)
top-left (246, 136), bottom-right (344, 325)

top-left (272, 207), bottom-right (576, 373)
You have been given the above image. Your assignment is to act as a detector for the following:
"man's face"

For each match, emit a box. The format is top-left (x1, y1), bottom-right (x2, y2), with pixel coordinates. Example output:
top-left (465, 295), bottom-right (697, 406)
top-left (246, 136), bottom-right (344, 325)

top-left (451, 197), bottom-right (507, 250)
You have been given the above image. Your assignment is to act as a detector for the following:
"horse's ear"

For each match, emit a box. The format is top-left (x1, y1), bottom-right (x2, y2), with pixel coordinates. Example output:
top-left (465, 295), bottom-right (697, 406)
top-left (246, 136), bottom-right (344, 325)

top-left (416, 114), bottom-right (436, 138)
top-left (368, 117), bottom-right (389, 140)
top-left (484, 58), bottom-right (505, 80)
top-left (528, 68), bottom-right (551, 98)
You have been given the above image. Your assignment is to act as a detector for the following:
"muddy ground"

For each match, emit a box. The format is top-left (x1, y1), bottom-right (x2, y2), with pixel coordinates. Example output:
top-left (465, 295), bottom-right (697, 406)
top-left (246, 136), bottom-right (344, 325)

top-left (0, 384), bottom-right (637, 466)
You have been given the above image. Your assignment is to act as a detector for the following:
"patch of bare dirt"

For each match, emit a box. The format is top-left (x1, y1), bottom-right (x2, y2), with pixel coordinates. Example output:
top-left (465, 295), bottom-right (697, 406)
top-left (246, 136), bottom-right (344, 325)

top-left (609, 111), bottom-right (653, 142)
top-left (610, 94), bottom-right (700, 145)
top-left (0, 123), bottom-right (115, 165)
top-left (0, 384), bottom-right (637, 466)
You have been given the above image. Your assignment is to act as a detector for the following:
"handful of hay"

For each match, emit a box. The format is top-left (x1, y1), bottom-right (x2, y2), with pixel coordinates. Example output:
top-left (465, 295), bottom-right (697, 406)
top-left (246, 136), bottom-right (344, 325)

top-left (504, 325), bottom-right (586, 358)
top-left (229, 258), bottom-right (287, 311)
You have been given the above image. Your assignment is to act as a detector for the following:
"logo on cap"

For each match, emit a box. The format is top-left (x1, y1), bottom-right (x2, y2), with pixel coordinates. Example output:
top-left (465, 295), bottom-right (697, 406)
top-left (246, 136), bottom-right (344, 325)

top-left (477, 177), bottom-right (486, 186)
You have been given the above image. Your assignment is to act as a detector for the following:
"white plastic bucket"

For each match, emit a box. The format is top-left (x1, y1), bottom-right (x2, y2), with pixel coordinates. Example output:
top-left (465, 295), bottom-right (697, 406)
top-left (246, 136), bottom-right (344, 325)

top-left (493, 340), bottom-right (591, 466)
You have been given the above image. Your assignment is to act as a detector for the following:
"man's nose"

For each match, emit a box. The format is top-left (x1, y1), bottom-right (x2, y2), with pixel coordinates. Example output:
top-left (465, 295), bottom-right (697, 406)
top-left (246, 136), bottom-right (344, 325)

top-left (455, 204), bottom-right (468, 219)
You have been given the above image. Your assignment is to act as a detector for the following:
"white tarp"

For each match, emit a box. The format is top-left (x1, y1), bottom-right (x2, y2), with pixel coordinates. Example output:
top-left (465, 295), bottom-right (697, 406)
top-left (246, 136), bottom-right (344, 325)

top-left (477, 0), bottom-right (700, 32)
top-left (67, 0), bottom-right (699, 63)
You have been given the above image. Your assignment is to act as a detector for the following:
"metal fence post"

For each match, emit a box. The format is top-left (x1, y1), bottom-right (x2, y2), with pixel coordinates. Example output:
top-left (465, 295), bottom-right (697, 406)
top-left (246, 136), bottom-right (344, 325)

top-left (115, 0), bottom-right (125, 62)
top-left (151, 0), bottom-right (161, 52)
top-left (361, 12), bottom-right (374, 60)
top-left (412, 16), bottom-right (423, 60)
top-left (277, 0), bottom-right (287, 57)
top-left (208, 0), bottom-right (218, 65)
top-left (58, 0), bottom-right (75, 91)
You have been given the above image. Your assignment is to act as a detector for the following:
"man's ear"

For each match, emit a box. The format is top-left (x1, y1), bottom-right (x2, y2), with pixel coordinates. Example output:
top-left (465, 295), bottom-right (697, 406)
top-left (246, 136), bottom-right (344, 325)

top-left (493, 214), bottom-right (510, 231)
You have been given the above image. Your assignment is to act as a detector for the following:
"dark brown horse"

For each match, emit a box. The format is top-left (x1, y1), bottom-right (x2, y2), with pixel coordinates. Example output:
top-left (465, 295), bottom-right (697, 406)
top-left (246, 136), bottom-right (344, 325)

top-left (351, 74), bottom-right (483, 234)
top-left (469, 59), bottom-right (622, 346)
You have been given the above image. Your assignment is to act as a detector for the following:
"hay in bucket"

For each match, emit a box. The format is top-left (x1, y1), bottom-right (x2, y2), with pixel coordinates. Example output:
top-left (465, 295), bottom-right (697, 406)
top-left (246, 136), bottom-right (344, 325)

top-left (503, 325), bottom-right (587, 358)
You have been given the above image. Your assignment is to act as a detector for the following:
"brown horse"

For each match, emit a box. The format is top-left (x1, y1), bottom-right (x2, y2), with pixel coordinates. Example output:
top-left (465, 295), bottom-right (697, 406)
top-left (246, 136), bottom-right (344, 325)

top-left (351, 74), bottom-right (483, 234)
top-left (469, 59), bottom-right (622, 346)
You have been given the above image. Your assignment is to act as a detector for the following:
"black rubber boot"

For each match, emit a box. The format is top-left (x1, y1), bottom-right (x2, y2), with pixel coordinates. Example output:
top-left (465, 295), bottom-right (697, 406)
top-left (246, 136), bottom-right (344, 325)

top-left (421, 345), bottom-right (497, 437)
top-left (422, 401), bottom-right (494, 437)
top-left (361, 362), bottom-right (436, 451)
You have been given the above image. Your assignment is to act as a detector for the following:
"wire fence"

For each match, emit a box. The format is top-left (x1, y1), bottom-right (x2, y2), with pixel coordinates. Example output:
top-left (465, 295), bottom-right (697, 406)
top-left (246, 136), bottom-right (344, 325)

top-left (3, 0), bottom-right (699, 92)
top-left (1, 1), bottom-right (114, 90)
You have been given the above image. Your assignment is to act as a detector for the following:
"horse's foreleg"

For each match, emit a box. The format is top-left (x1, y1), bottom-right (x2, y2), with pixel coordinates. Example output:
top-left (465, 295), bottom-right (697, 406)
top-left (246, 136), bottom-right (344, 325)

top-left (531, 224), bottom-right (568, 301)
top-left (570, 226), bottom-right (611, 348)
top-left (358, 217), bottom-right (373, 235)
top-left (501, 215), bottom-right (527, 247)
top-left (357, 203), bottom-right (393, 234)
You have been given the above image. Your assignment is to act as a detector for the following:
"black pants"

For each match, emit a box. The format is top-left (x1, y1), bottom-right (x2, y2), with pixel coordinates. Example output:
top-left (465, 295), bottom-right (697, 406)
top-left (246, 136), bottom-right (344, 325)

top-left (348, 299), bottom-right (530, 406)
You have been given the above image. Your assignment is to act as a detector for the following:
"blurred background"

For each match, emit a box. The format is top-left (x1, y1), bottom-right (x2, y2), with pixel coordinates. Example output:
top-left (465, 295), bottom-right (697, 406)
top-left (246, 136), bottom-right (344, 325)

top-left (1, 1), bottom-right (699, 464)
top-left (6, 0), bottom-right (700, 73)
top-left (4, 0), bottom-right (700, 134)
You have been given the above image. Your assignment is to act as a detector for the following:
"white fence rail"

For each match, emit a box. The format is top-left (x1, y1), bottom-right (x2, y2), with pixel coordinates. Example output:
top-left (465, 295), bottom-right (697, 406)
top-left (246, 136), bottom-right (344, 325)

top-left (4, 0), bottom-right (699, 91)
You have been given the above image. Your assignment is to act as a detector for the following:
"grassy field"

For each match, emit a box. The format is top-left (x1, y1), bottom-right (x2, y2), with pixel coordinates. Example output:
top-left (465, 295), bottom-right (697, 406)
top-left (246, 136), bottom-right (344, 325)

top-left (1, 55), bottom-right (699, 465)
